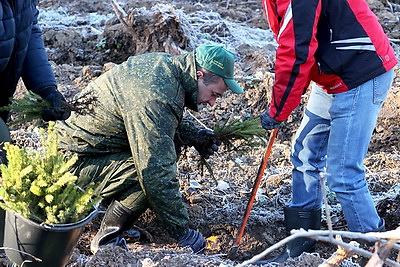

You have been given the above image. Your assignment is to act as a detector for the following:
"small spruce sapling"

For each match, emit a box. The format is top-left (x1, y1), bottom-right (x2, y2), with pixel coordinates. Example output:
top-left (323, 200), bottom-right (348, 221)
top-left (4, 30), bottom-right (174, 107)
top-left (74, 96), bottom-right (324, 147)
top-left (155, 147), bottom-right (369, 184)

top-left (0, 122), bottom-right (100, 224)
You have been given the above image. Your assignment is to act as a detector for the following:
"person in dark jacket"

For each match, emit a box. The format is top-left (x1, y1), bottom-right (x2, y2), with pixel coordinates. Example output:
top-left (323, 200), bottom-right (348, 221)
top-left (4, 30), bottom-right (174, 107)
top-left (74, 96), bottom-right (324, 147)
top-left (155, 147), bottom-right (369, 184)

top-left (0, 0), bottom-right (70, 164)
top-left (258, 0), bottom-right (398, 263)
top-left (55, 44), bottom-right (244, 254)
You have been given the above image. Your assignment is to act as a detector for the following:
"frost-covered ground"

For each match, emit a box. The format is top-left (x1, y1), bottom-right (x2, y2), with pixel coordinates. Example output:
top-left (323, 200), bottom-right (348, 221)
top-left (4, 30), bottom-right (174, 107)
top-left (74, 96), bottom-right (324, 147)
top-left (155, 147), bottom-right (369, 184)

top-left (1, 0), bottom-right (399, 266)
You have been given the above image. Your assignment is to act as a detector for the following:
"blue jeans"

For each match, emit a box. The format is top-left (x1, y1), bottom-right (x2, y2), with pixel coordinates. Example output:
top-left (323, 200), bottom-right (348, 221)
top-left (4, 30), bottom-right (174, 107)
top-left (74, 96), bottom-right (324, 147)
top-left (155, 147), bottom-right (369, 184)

top-left (290, 68), bottom-right (394, 232)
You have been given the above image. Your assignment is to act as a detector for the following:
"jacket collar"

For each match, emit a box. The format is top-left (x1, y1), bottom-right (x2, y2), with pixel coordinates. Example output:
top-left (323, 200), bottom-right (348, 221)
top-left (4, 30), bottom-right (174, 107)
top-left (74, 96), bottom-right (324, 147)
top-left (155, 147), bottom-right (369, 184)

top-left (170, 52), bottom-right (199, 112)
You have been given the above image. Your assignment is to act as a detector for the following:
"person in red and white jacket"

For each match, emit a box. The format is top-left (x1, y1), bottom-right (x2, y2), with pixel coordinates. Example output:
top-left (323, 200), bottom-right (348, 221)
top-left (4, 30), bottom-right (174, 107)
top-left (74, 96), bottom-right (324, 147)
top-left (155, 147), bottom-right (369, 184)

top-left (258, 0), bottom-right (398, 263)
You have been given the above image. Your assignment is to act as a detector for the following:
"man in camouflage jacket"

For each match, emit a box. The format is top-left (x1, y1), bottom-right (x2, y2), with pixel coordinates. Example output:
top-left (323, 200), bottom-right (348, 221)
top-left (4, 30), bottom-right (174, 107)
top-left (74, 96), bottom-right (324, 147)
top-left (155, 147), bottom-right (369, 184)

top-left (55, 45), bottom-right (243, 253)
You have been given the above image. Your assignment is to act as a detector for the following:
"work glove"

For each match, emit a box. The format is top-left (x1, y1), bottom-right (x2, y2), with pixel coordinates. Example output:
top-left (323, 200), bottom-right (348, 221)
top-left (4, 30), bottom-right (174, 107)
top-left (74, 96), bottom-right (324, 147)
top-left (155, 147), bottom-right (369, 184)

top-left (178, 229), bottom-right (206, 253)
top-left (35, 86), bottom-right (71, 121)
top-left (193, 129), bottom-right (221, 159)
top-left (260, 110), bottom-right (282, 130)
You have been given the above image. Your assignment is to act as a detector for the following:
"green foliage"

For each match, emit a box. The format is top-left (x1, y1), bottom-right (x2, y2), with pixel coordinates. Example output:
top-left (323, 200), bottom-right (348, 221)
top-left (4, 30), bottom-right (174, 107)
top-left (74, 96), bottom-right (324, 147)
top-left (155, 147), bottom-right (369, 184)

top-left (96, 37), bottom-right (112, 53)
top-left (213, 116), bottom-right (267, 151)
top-left (115, 41), bottom-right (123, 49)
top-left (200, 116), bottom-right (267, 182)
top-left (0, 90), bottom-right (98, 126)
top-left (0, 91), bottom-right (51, 125)
top-left (0, 122), bottom-right (100, 224)
top-left (96, 37), bottom-right (108, 50)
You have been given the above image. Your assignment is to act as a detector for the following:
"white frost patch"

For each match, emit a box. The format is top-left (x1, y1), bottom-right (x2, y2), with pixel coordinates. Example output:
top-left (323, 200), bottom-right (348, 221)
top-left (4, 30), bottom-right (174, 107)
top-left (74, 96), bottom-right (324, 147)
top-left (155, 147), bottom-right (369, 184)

top-left (184, 10), bottom-right (276, 53)
top-left (189, 179), bottom-right (202, 189)
top-left (38, 3), bottom-right (276, 53)
top-left (38, 7), bottom-right (113, 34)
top-left (216, 180), bottom-right (230, 191)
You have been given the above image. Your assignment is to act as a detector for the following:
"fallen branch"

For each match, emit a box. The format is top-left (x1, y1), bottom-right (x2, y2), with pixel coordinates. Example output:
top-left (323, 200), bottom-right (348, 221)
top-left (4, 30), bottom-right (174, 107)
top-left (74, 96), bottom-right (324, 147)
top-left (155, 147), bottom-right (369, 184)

top-left (0, 247), bottom-right (42, 262)
top-left (234, 76), bottom-right (264, 83)
top-left (186, 110), bottom-right (212, 131)
top-left (366, 239), bottom-right (399, 267)
top-left (366, 227), bottom-right (400, 239)
top-left (319, 174), bottom-right (400, 267)
top-left (319, 236), bottom-right (359, 266)
top-left (237, 233), bottom-right (298, 266)
top-left (387, 1), bottom-right (400, 12)
top-left (109, 0), bottom-right (130, 28)
top-left (320, 174), bottom-right (334, 233)
top-left (238, 228), bottom-right (400, 267)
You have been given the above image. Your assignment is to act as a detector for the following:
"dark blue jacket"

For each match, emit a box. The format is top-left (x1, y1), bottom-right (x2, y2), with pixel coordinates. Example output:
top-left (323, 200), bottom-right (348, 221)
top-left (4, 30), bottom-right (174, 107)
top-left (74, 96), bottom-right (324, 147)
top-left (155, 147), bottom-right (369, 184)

top-left (0, 0), bottom-right (56, 121)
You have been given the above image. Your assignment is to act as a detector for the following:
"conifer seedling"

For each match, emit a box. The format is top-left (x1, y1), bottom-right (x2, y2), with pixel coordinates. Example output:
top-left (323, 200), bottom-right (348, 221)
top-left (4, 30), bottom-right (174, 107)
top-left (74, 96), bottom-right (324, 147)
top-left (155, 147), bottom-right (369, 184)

top-left (0, 122), bottom-right (100, 224)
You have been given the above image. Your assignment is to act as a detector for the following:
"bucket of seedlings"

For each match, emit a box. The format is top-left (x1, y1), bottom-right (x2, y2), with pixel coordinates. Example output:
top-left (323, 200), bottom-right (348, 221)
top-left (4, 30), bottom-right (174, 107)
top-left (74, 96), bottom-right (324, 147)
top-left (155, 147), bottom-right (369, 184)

top-left (0, 122), bottom-right (100, 267)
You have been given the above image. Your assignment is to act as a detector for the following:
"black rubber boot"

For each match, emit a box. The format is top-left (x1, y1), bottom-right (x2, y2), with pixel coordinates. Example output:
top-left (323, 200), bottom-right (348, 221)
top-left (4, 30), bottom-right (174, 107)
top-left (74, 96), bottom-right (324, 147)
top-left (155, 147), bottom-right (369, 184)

top-left (256, 207), bottom-right (321, 265)
top-left (90, 200), bottom-right (141, 253)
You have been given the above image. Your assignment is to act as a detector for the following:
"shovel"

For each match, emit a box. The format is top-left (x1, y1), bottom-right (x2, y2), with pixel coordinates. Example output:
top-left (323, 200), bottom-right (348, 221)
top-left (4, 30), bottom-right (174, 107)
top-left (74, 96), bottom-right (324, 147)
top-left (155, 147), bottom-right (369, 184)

top-left (228, 128), bottom-right (278, 258)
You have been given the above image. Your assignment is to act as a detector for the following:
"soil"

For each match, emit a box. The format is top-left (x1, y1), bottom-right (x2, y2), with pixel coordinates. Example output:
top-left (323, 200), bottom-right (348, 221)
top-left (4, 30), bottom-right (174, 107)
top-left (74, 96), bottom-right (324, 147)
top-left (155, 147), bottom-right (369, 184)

top-left (2, 0), bottom-right (400, 266)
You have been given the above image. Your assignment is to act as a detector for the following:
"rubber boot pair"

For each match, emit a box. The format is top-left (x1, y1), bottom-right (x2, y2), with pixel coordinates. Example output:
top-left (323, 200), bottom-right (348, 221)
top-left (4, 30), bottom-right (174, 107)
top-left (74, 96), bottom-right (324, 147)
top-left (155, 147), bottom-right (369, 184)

top-left (256, 207), bottom-right (321, 265)
top-left (91, 200), bottom-right (141, 253)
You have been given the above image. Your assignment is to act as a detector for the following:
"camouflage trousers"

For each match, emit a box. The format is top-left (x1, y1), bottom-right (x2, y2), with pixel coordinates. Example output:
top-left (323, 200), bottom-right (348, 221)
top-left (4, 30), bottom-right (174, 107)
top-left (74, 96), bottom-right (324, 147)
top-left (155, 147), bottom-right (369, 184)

top-left (70, 151), bottom-right (148, 214)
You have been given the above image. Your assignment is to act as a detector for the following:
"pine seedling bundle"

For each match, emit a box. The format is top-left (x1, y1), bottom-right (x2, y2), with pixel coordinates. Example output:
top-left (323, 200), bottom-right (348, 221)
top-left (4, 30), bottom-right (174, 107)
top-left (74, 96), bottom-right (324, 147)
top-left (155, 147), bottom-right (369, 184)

top-left (0, 90), bottom-right (98, 125)
top-left (0, 91), bottom-right (50, 125)
top-left (200, 116), bottom-right (268, 179)
top-left (213, 115), bottom-right (267, 151)
top-left (0, 122), bottom-right (100, 224)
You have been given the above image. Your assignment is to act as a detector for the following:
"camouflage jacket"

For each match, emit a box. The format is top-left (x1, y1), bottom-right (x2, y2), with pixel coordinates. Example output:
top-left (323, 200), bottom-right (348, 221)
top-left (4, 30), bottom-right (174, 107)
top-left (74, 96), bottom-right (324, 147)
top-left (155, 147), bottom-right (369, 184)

top-left (56, 52), bottom-right (199, 237)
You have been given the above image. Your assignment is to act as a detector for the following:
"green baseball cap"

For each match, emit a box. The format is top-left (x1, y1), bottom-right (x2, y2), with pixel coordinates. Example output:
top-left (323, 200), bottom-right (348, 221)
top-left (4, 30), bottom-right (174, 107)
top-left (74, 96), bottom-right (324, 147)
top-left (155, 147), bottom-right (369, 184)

top-left (195, 45), bottom-right (244, 94)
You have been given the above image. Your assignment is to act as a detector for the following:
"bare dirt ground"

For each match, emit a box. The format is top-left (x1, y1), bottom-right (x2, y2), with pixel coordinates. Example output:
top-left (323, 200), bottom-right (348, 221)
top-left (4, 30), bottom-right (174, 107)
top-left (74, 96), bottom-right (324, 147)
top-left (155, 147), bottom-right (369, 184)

top-left (1, 0), bottom-right (399, 266)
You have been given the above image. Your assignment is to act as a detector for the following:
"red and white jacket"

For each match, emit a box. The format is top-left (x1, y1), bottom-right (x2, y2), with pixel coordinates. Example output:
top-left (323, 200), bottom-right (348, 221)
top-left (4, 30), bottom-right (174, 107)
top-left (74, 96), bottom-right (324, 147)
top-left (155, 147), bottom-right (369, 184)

top-left (262, 0), bottom-right (398, 122)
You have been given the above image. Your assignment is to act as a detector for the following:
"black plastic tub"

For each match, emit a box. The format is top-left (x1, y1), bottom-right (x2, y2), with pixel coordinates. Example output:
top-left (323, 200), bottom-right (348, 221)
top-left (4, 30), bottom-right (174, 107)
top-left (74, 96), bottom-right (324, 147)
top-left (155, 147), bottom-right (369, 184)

top-left (4, 208), bottom-right (98, 267)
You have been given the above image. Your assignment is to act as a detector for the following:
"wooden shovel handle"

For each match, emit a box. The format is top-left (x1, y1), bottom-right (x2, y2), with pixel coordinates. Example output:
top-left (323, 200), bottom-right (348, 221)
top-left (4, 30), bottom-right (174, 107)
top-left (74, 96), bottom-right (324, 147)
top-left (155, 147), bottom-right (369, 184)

top-left (230, 128), bottom-right (279, 250)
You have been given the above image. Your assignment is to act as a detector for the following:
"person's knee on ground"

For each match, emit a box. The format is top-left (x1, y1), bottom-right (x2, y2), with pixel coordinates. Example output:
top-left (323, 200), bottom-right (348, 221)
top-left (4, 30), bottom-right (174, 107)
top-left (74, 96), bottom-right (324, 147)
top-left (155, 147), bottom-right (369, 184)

top-left (256, 207), bottom-right (321, 265)
top-left (91, 200), bottom-right (142, 253)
